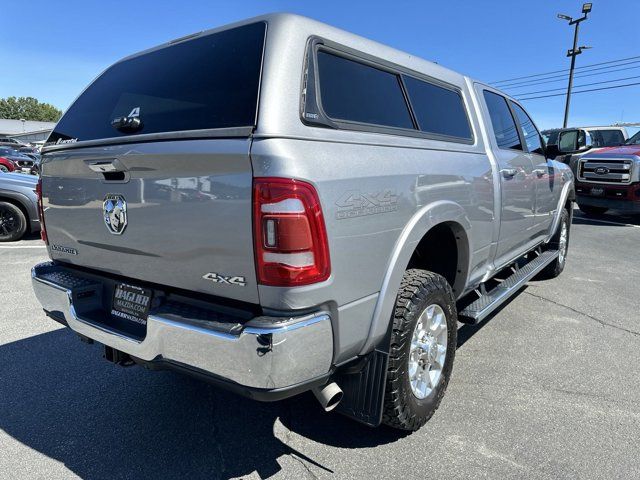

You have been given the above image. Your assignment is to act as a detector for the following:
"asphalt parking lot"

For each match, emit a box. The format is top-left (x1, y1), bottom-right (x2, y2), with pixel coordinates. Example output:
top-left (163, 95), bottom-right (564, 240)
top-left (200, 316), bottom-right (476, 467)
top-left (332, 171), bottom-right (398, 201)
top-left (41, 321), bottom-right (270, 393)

top-left (1, 208), bottom-right (639, 479)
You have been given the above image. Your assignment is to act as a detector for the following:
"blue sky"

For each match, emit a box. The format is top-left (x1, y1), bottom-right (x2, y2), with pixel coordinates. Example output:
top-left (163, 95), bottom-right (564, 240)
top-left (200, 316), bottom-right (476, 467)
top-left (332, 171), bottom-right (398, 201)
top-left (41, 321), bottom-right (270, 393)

top-left (2, 0), bottom-right (639, 129)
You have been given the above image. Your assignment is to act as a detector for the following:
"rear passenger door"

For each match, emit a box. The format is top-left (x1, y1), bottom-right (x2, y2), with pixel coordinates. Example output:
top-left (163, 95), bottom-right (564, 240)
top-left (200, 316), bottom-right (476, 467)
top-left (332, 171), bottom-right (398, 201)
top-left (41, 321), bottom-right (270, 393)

top-left (481, 90), bottom-right (535, 260)
top-left (510, 101), bottom-right (555, 234)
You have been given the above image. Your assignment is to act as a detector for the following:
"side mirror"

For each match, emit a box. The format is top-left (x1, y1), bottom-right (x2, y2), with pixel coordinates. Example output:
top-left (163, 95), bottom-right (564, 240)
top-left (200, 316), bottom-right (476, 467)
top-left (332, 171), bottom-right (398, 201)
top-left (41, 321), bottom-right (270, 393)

top-left (558, 129), bottom-right (592, 154)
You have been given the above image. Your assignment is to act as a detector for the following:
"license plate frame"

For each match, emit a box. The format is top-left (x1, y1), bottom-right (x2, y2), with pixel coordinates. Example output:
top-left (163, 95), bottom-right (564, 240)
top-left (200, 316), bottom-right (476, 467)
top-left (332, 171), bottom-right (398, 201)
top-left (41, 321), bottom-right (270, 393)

top-left (111, 283), bottom-right (152, 326)
top-left (590, 187), bottom-right (605, 197)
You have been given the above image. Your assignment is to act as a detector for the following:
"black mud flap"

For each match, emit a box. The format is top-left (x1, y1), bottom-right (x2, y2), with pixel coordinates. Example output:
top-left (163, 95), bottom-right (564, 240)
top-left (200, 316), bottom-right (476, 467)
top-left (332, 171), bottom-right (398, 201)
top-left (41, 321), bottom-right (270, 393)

top-left (334, 349), bottom-right (389, 427)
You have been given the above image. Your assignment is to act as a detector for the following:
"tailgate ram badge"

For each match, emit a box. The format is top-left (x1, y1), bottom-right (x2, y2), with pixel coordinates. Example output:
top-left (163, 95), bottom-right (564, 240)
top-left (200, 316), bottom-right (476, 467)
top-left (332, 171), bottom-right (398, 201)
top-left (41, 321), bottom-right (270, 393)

top-left (103, 194), bottom-right (128, 235)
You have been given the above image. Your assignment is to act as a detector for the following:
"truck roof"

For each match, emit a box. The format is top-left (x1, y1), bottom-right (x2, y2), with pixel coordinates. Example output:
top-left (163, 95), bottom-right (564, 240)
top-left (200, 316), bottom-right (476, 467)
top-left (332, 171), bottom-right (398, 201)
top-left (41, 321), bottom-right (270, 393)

top-left (121, 13), bottom-right (476, 88)
top-left (51, 12), bottom-right (499, 151)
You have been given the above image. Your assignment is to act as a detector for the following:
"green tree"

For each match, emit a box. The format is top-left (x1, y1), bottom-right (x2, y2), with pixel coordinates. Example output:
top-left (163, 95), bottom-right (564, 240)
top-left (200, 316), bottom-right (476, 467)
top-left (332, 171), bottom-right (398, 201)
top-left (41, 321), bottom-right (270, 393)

top-left (0, 96), bottom-right (62, 122)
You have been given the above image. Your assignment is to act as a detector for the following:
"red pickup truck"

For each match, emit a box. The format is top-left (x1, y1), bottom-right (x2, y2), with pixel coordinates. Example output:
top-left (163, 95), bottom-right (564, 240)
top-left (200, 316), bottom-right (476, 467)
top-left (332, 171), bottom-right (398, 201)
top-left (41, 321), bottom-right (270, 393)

top-left (570, 131), bottom-right (640, 215)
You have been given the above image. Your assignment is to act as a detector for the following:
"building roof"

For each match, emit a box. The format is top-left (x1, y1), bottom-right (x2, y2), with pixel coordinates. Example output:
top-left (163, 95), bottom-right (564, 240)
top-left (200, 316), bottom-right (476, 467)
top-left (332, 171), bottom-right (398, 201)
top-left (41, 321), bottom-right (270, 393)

top-left (0, 118), bottom-right (56, 136)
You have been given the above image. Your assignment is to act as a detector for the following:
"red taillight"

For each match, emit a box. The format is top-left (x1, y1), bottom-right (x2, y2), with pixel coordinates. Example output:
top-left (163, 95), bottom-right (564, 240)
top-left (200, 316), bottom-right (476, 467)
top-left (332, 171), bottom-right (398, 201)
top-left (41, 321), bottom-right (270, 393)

top-left (35, 178), bottom-right (48, 244)
top-left (253, 177), bottom-right (330, 286)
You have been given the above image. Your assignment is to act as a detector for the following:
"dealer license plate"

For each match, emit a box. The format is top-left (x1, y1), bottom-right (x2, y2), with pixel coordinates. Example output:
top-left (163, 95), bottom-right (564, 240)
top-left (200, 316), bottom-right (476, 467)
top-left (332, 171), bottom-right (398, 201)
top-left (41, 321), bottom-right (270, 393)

top-left (111, 283), bottom-right (152, 326)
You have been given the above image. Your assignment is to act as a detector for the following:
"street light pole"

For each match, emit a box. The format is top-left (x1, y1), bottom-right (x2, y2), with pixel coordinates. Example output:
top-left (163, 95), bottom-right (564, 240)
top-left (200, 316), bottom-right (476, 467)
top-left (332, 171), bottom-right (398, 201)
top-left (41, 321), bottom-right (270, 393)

top-left (563, 21), bottom-right (581, 128)
top-left (558, 3), bottom-right (593, 128)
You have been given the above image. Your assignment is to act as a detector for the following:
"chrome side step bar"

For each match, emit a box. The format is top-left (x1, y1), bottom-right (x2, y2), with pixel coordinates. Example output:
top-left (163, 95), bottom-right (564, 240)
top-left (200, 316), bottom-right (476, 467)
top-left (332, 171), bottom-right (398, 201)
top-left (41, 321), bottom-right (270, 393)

top-left (458, 250), bottom-right (559, 324)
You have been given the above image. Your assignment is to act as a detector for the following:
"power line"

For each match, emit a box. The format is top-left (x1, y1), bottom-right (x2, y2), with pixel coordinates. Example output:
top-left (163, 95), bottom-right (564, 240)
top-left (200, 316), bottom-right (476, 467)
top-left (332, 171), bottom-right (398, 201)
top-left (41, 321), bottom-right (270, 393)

top-left (492, 55), bottom-right (640, 84)
top-left (517, 81), bottom-right (640, 101)
top-left (499, 65), bottom-right (640, 90)
top-left (490, 55), bottom-right (640, 84)
top-left (514, 74), bottom-right (640, 96)
top-left (497, 60), bottom-right (640, 89)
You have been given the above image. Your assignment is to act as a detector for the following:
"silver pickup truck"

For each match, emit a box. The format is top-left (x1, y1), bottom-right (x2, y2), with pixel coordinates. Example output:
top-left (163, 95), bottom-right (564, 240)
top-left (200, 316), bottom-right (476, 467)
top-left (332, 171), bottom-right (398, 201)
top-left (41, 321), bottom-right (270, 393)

top-left (31, 14), bottom-right (574, 431)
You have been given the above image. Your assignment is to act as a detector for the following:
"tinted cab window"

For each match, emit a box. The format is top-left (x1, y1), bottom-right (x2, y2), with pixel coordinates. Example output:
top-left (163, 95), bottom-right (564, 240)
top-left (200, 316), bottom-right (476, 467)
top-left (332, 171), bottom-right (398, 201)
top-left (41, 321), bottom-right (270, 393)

top-left (510, 102), bottom-right (544, 155)
top-left (483, 91), bottom-right (522, 150)
top-left (403, 76), bottom-right (472, 140)
top-left (316, 51), bottom-right (414, 129)
top-left (48, 22), bottom-right (266, 144)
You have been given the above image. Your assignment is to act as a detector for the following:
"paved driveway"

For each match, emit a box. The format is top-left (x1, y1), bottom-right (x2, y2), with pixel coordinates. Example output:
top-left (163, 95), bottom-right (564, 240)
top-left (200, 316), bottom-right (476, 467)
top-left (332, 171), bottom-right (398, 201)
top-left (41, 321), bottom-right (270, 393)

top-left (1, 211), bottom-right (639, 479)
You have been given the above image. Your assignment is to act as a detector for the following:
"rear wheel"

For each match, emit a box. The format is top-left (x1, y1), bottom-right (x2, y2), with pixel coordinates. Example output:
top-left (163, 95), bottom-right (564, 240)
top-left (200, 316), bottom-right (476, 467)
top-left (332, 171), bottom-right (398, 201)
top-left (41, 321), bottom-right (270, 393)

top-left (382, 269), bottom-right (457, 431)
top-left (0, 201), bottom-right (27, 242)
top-left (578, 204), bottom-right (608, 216)
top-left (0, 165), bottom-right (9, 173)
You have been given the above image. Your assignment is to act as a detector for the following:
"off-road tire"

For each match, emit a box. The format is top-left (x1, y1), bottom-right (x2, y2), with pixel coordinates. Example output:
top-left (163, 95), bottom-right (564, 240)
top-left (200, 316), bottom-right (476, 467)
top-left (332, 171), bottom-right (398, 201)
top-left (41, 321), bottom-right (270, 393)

top-left (578, 204), bottom-right (608, 216)
top-left (536, 208), bottom-right (570, 280)
top-left (0, 201), bottom-right (27, 242)
top-left (0, 165), bottom-right (9, 173)
top-left (382, 269), bottom-right (457, 431)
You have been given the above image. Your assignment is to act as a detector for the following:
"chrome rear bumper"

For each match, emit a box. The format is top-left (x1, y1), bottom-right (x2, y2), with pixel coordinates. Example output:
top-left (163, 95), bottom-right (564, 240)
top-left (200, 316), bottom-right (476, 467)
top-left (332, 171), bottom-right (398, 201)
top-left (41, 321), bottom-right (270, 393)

top-left (31, 262), bottom-right (333, 391)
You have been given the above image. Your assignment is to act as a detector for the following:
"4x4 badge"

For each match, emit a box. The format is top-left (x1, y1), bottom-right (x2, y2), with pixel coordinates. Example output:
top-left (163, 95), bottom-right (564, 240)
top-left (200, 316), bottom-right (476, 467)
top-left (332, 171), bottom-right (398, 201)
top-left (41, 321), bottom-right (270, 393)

top-left (103, 194), bottom-right (127, 235)
top-left (202, 272), bottom-right (246, 286)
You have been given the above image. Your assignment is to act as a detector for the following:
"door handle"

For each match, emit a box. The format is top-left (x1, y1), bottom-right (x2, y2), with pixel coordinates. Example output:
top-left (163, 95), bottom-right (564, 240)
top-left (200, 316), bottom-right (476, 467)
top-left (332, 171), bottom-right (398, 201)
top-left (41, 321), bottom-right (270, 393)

top-left (501, 168), bottom-right (518, 179)
top-left (533, 168), bottom-right (546, 177)
top-left (86, 158), bottom-right (128, 173)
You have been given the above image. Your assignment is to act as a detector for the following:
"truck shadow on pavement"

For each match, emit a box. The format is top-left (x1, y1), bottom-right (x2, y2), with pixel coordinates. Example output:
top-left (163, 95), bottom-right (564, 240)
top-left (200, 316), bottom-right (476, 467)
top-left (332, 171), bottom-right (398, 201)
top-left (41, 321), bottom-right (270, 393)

top-left (0, 327), bottom-right (408, 479)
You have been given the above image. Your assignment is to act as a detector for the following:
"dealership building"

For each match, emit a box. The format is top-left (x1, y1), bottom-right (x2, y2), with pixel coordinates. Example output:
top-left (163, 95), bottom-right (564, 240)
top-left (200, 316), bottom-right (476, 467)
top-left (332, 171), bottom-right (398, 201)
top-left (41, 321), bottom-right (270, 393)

top-left (0, 118), bottom-right (56, 143)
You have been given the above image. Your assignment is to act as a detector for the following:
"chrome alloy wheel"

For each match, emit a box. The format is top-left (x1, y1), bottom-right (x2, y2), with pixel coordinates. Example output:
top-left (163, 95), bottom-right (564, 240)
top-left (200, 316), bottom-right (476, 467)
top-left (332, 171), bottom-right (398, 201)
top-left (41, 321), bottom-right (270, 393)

top-left (558, 220), bottom-right (568, 264)
top-left (408, 304), bottom-right (448, 399)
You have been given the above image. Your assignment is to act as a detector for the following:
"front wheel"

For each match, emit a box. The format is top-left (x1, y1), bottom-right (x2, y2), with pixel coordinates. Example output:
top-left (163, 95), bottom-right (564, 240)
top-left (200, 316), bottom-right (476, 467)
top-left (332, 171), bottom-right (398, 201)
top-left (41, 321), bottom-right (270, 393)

top-left (382, 269), bottom-right (457, 431)
top-left (578, 204), bottom-right (608, 216)
top-left (0, 165), bottom-right (9, 173)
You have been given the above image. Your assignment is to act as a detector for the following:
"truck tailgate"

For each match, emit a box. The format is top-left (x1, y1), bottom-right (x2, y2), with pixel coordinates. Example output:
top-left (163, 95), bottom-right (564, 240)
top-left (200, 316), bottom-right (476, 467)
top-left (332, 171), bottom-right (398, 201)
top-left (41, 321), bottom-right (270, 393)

top-left (41, 139), bottom-right (259, 303)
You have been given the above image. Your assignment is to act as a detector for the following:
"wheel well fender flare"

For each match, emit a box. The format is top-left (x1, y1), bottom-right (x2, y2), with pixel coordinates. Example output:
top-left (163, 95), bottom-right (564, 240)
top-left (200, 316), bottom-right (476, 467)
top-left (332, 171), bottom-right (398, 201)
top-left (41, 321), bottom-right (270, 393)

top-left (547, 176), bottom-right (575, 242)
top-left (358, 200), bottom-right (472, 356)
top-left (0, 191), bottom-right (35, 223)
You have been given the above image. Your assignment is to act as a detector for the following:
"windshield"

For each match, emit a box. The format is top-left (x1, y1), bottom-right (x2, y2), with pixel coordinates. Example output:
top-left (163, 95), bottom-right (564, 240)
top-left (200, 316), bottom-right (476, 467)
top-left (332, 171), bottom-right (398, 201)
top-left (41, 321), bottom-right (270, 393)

top-left (589, 129), bottom-right (625, 147)
top-left (48, 22), bottom-right (266, 145)
top-left (625, 131), bottom-right (640, 145)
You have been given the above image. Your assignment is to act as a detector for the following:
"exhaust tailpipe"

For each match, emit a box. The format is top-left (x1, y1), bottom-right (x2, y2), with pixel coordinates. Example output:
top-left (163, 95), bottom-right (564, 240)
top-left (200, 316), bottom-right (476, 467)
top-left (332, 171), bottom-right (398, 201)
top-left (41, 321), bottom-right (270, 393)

top-left (312, 382), bottom-right (343, 412)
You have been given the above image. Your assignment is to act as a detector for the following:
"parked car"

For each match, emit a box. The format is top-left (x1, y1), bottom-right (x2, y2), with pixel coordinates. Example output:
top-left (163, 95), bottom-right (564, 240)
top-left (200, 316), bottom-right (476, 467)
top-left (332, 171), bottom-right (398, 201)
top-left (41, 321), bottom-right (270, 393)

top-left (18, 146), bottom-right (41, 160)
top-left (560, 128), bottom-right (640, 215)
top-left (542, 126), bottom-right (628, 149)
top-left (15, 147), bottom-right (41, 174)
top-left (0, 172), bottom-right (40, 241)
top-left (31, 14), bottom-right (574, 431)
top-left (542, 126), bottom-right (628, 165)
top-left (0, 137), bottom-right (25, 148)
top-left (0, 156), bottom-right (17, 173)
top-left (0, 146), bottom-right (37, 174)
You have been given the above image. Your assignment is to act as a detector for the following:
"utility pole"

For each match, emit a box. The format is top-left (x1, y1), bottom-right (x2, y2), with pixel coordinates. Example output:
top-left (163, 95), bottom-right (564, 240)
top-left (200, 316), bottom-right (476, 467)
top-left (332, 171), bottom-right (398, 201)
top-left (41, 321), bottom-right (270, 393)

top-left (558, 3), bottom-right (593, 128)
